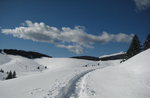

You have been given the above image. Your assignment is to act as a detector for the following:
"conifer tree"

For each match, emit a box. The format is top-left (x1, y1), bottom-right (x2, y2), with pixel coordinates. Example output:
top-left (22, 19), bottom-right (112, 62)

top-left (126, 35), bottom-right (141, 59)
top-left (6, 71), bottom-right (13, 80)
top-left (0, 69), bottom-right (4, 73)
top-left (144, 34), bottom-right (150, 50)
top-left (12, 71), bottom-right (16, 78)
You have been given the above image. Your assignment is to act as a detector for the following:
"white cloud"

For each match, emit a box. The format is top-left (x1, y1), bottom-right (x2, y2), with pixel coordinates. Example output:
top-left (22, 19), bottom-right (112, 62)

top-left (1, 20), bottom-right (133, 54)
top-left (133, 0), bottom-right (150, 10)
top-left (56, 44), bottom-right (84, 54)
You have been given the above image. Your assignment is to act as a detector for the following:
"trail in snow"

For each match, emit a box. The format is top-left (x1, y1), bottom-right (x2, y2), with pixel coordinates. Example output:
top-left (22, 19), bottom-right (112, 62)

top-left (71, 67), bottom-right (106, 98)
top-left (55, 68), bottom-right (96, 98)
top-left (73, 72), bottom-right (96, 98)
top-left (54, 60), bottom-right (120, 98)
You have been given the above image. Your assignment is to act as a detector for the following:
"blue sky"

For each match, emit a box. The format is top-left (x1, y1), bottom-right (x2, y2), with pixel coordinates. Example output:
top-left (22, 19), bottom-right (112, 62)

top-left (0, 0), bottom-right (150, 57)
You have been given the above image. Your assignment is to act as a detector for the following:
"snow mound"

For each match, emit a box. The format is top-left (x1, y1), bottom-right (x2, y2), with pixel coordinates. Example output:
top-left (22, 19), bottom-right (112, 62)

top-left (84, 49), bottom-right (150, 98)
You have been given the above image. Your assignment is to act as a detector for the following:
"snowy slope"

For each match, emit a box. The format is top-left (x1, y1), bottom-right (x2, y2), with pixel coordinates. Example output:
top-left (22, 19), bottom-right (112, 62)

top-left (0, 72), bottom-right (7, 80)
top-left (81, 49), bottom-right (150, 98)
top-left (0, 56), bottom-right (120, 98)
top-left (34, 57), bottom-right (96, 69)
top-left (0, 53), bottom-right (46, 76)
top-left (0, 53), bottom-right (11, 65)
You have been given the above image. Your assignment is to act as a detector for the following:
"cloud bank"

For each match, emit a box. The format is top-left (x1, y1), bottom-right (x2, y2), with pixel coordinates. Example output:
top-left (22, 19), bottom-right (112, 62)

top-left (133, 0), bottom-right (150, 10)
top-left (1, 20), bottom-right (133, 54)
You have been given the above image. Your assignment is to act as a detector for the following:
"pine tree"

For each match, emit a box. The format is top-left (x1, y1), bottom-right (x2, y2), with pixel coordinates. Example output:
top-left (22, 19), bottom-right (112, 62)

top-left (144, 34), bottom-right (150, 50)
top-left (12, 71), bottom-right (16, 78)
top-left (126, 35), bottom-right (141, 59)
top-left (0, 69), bottom-right (4, 73)
top-left (6, 71), bottom-right (13, 80)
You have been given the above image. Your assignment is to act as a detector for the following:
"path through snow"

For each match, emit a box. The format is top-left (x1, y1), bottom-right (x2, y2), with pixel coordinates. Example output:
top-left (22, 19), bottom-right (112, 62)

top-left (53, 60), bottom-right (120, 98)
top-left (55, 69), bottom-right (96, 98)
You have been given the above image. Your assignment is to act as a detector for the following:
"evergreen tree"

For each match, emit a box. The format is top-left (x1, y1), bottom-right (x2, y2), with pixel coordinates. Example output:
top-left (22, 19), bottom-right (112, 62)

top-left (6, 71), bottom-right (13, 80)
top-left (0, 69), bottom-right (4, 73)
top-left (12, 71), bottom-right (16, 78)
top-left (126, 35), bottom-right (141, 59)
top-left (144, 34), bottom-right (150, 50)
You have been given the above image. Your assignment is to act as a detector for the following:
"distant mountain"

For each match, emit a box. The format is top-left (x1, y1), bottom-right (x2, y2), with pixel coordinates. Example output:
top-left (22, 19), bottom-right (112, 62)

top-left (71, 56), bottom-right (100, 61)
top-left (0, 49), bottom-right (52, 59)
top-left (99, 52), bottom-right (126, 61)
top-left (71, 52), bottom-right (126, 61)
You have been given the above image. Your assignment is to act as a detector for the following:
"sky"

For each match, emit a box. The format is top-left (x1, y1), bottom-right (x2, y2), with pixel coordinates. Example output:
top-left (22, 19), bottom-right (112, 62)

top-left (0, 0), bottom-right (150, 57)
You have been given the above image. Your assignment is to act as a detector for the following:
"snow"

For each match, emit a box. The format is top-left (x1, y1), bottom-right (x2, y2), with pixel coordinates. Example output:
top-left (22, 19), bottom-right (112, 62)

top-left (81, 49), bottom-right (150, 98)
top-left (0, 49), bottom-right (149, 98)
top-left (0, 53), bottom-right (46, 76)
top-left (0, 72), bottom-right (7, 80)
top-left (34, 57), bottom-right (95, 70)
top-left (0, 53), bottom-right (11, 65)
top-left (0, 56), bottom-right (102, 98)
top-left (0, 52), bottom-right (120, 98)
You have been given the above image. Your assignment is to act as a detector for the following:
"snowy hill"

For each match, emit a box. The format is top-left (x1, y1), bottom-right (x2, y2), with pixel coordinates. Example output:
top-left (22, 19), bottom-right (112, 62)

top-left (83, 49), bottom-right (150, 98)
top-left (0, 53), bottom-right (11, 65)
top-left (0, 72), bottom-right (7, 80)
top-left (0, 53), bottom-right (46, 78)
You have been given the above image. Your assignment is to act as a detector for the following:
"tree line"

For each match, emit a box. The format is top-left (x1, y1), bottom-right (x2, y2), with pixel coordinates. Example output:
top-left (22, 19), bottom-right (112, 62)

top-left (125, 33), bottom-right (150, 60)
top-left (0, 49), bottom-right (52, 59)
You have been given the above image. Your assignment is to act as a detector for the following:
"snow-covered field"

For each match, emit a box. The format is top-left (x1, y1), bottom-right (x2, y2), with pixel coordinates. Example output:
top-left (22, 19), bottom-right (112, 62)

top-left (0, 49), bottom-right (150, 98)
